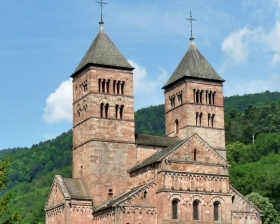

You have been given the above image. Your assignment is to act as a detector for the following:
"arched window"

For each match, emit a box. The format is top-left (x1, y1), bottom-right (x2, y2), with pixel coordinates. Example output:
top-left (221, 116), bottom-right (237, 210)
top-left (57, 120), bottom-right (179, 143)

top-left (108, 189), bottom-right (113, 199)
top-left (113, 80), bottom-right (116, 94)
top-left (120, 105), bottom-right (124, 119)
top-left (105, 103), bottom-right (109, 118)
top-left (102, 79), bottom-right (106, 92)
top-left (193, 201), bottom-right (199, 220)
top-left (199, 113), bottom-right (203, 126)
top-left (175, 119), bottom-right (179, 134)
top-left (194, 149), bottom-right (197, 161)
top-left (98, 79), bottom-right (101, 92)
top-left (106, 80), bottom-right (110, 93)
top-left (116, 81), bottom-right (120, 94)
top-left (121, 81), bottom-right (125, 95)
top-left (214, 201), bottom-right (220, 221)
top-left (172, 199), bottom-right (178, 219)
top-left (100, 103), bottom-right (104, 118)
top-left (208, 91), bottom-right (212, 104)
top-left (115, 104), bottom-right (119, 119)
top-left (196, 112), bottom-right (199, 126)
top-left (208, 113), bottom-right (211, 127)
top-left (211, 114), bottom-right (215, 128)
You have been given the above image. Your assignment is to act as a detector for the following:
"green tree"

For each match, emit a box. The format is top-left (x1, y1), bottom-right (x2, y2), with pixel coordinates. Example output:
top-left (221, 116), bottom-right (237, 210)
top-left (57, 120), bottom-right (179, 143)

top-left (246, 192), bottom-right (280, 224)
top-left (0, 158), bottom-right (20, 224)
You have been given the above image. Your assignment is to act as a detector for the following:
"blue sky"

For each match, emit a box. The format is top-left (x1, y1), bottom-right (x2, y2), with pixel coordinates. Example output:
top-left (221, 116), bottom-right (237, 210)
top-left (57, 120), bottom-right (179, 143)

top-left (1, 0), bottom-right (280, 149)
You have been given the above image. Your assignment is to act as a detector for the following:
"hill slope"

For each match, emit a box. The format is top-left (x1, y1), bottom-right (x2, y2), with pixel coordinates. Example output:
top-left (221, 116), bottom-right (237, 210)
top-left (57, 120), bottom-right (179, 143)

top-left (2, 91), bottom-right (280, 223)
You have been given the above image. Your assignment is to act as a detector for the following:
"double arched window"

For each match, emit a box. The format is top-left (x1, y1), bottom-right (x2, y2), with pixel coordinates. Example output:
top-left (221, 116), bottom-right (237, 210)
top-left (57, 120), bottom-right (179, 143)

top-left (100, 103), bottom-right (109, 118)
top-left (115, 104), bottom-right (124, 119)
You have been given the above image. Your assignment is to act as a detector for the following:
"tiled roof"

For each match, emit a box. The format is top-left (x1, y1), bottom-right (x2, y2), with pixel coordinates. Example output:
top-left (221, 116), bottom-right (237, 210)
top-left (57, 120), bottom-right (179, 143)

top-left (163, 42), bottom-right (224, 88)
top-left (71, 26), bottom-right (133, 78)
top-left (135, 134), bottom-right (181, 147)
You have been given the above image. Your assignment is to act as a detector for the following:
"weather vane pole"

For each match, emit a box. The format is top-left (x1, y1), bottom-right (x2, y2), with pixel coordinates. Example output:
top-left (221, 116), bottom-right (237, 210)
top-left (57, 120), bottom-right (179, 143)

top-left (96, 0), bottom-right (107, 25)
top-left (186, 11), bottom-right (196, 41)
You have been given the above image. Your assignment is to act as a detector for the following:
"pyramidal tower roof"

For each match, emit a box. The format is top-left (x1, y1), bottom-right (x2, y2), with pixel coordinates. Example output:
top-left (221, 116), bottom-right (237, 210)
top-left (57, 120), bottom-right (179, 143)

top-left (162, 41), bottom-right (224, 89)
top-left (71, 25), bottom-right (133, 77)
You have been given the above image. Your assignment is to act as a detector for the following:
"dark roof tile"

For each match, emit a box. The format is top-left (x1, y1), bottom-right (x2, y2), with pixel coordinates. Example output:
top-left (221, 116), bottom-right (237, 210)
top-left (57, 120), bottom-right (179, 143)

top-left (163, 42), bottom-right (224, 88)
top-left (135, 134), bottom-right (181, 147)
top-left (72, 27), bottom-right (133, 77)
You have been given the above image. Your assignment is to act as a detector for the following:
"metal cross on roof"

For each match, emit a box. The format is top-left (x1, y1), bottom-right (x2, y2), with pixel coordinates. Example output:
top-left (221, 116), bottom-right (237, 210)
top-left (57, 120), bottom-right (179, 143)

top-left (186, 11), bottom-right (197, 41)
top-left (96, 0), bottom-right (107, 24)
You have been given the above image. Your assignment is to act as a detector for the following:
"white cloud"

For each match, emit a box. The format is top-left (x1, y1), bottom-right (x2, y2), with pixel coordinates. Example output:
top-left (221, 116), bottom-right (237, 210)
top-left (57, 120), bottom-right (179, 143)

top-left (221, 27), bottom-right (256, 65)
top-left (128, 60), bottom-right (167, 94)
top-left (43, 78), bottom-right (72, 124)
top-left (266, 21), bottom-right (280, 64)
top-left (224, 73), bottom-right (280, 96)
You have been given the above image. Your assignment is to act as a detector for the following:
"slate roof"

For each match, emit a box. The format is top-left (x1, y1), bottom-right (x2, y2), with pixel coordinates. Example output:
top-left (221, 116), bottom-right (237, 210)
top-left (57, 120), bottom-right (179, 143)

top-left (135, 134), bottom-right (181, 147)
top-left (163, 42), bottom-right (224, 88)
top-left (62, 177), bottom-right (92, 200)
top-left (94, 180), bottom-right (155, 212)
top-left (71, 26), bottom-right (133, 78)
top-left (130, 133), bottom-right (229, 172)
top-left (129, 140), bottom-right (184, 172)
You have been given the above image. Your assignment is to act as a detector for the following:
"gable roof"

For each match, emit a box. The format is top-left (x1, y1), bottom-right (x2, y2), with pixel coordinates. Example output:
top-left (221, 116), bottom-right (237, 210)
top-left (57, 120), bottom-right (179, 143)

top-left (94, 179), bottom-right (155, 213)
top-left (162, 42), bottom-right (224, 89)
top-left (129, 133), bottom-right (228, 172)
top-left (48, 175), bottom-right (92, 201)
top-left (230, 185), bottom-right (262, 214)
top-left (135, 134), bottom-right (181, 147)
top-left (71, 26), bottom-right (133, 78)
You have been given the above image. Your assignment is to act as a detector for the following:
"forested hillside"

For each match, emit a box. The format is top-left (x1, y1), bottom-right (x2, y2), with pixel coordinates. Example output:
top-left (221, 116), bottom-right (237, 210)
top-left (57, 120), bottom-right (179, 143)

top-left (1, 91), bottom-right (280, 223)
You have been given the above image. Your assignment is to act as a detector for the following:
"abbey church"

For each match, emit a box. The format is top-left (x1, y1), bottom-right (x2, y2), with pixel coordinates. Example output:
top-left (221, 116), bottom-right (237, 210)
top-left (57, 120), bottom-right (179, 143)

top-left (45, 9), bottom-right (263, 224)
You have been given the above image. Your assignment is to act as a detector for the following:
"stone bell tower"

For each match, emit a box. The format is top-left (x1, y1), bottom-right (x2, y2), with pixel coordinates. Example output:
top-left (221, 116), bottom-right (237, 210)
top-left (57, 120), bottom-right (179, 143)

top-left (162, 18), bottom-right (226, 158)
top-left (70, 21), bottom-right (136, 207)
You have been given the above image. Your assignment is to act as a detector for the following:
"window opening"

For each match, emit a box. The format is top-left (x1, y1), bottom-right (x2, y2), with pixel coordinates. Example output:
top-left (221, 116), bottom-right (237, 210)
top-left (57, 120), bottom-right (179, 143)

top-left (172, 200), bottom-right (178, 219)
top-left (206, 91), bottom-right (208, 104)
top-left (115, 104), bottom-right (119, 119)
top-left (175, 119), bottom-right (179, 134)
top-left (120, 105), bottom-right (124, 119)
top-left (196, 91), bottom-right (199, 103)
top-left (193, 89), bottom-right (196, 103)
top-left (213, 92), bottom-right (216, 105)
top-left (214, 202), bottom-right (220, 221)
top-left (209, 91), bottom-right (212, 104)
top-left (194, 149), bottom-right (197, 161)
top-left (105, 103), bottom-right (109, 118)
top-left (108, 189), bottom-right (113, 199)
top-left (232, 196), bottom-right (235, 203)
top-left (100, 103), bottom-right (104, 118)
top-left (143, 191), bottom-right (147, 198)
top-left (200, 91), bottom-right (203, 103)
top-left (98, 79), bottom-right (101, 92)
top-left (193, 201), bottom-right (199, 220)
top-left (121, 81), bottom-right (125, 95)
top-left (116, 81), bottom-right (120, 94)
top-left (211, 114), bottom-right (215, 128)
top-left (102, 79), bottom-right (105, 92)
top-left (106, 80), bottom-right (110, 93)
top-left (208, 114), bottom-right (211, 127)
top-left (113, 80), bottom-right (116, 94)
top-left (199, 113), bottom-right (203, 126)
top-left (196, 112), bottom-right (199, 126)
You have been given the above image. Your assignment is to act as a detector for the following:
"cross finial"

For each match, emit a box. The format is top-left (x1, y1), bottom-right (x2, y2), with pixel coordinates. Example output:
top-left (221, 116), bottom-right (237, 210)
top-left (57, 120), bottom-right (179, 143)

top-left (186, 11), bottom-right (197, 42)
top-left (96, 0), bottom-right (107, 25)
